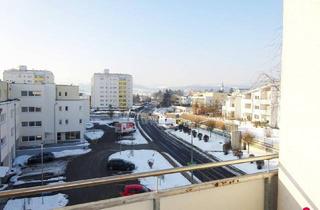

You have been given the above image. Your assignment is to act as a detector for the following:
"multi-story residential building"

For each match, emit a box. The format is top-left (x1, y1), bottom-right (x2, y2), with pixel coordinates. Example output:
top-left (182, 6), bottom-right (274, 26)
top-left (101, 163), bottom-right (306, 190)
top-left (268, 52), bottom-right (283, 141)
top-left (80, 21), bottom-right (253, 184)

top-left (191, 92), bottom-right (227, 107)
top-left (177, 96), bottom-right (192, 106)
top-left (91, 69), bottom-right (133, 110)
top-left (55, 85), bottom-right (89, 142)
top-left (222, 89), bottom-right (242, 119)
top-left (241, 83), bottom-right (280, 127)
top-left (0, 81), bottom-right (19, 168)
top-left (3, 66), bottom-right (89, 147)
top-left (222, 83), bottom-right (280, 128)
top-left (3, 65), bottom-right (54, 84)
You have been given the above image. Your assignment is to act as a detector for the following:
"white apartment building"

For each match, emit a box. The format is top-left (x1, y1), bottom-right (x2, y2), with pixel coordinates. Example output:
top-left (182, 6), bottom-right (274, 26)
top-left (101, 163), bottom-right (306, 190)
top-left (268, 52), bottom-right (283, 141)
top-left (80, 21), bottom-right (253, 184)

top-left (3, 65), bottom-right (54, 84)
top-left (222, 89), bottom-right (242, 119)
top-left (3, 66), bottom-right (89, 147)
top-left (0, 81), bottom-right (19, 168)
top-left (91, 69), bottom-right (133, 110)
top-left (222, 83), bottom-right (280, 128)
top-left (55, 85), bottom-right (89, 142)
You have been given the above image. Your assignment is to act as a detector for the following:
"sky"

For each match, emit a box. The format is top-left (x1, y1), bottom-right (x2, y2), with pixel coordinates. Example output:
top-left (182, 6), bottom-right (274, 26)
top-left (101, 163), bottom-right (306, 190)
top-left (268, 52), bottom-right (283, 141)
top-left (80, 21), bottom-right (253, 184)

top-left (0, 0), bottom-right (282, 88)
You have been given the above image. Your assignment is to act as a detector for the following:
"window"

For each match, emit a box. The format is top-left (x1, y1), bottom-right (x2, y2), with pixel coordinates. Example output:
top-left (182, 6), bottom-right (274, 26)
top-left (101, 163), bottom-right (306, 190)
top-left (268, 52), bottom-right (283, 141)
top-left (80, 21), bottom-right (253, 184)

top-left (59, 92), bottom-right (61, 96)
top-left (65, 131), bottom-right (80, 140)
top-left (0, 137), bottom-right (6, 146)
top-left (29, 107), bottom-right (35, 112)
top-left (29, 121), bottom-right (35, 127)
top-left (255, 96), bottom-right (260, 100)
top-left (28, 91), bottom-right (41, 96)
top-left (21, 91), bottom-right (28, 96)
top-left (79, 119), bottom-right (82, 124)
top-left (57, 132), bottom-right (62, 141)
top-left (11, 127), bottom-right (14, 136)
top-left (35, 121), bottom-right (42, 126)
top-left (22, 136), bottom-right (28, 142)
top-left (65, 92), bottom-right (68, 96)
top-left (79, 106), bottom-right (82, 110)
top-left (59, 106), bottom-right (62, 111)
top-left (29, 136), bottom-right (35, 141)
top-left (59, 119), bottom-right (62, 125)
top-left (36, 136), bottom-right (42, 141)
top-left (21, 122), bottom-right (28, 127)
top-left (255, 106), bottom-right (260, 110)
top-left (65, 119), bottom-right (69, 124)
top-left (35, 107), bottom-right (41, 112)
top-left (254, 114), bottom-right (259, 119)
top-left (21, 107), bottom-right (28, 112)
top-left (65, 106), bottom-right (68, 111)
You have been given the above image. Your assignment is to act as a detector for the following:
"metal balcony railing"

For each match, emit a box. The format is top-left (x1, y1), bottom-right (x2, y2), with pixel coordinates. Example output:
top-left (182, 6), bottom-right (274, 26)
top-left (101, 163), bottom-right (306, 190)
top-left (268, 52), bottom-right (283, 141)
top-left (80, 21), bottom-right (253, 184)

top-left (0, 154), bottom-right (278, 199)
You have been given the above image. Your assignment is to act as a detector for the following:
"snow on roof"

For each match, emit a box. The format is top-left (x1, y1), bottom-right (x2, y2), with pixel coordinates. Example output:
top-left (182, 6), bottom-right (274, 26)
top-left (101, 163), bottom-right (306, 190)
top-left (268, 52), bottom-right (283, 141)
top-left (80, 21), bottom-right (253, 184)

top-left (0, 166), bottom-right (10, 178)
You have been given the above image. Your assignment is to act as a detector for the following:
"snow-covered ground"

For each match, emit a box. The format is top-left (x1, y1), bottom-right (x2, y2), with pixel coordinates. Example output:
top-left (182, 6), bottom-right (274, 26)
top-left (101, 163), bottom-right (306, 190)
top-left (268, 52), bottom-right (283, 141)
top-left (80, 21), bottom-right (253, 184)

top-left (53, 148), bottom-right (91, 158)
top-left (85, 129), bottom-right (104, 141)
top-left (4, 193), bottom-right (68, 210)
top-left (10, 147), bottom-right (91, 187)
top-left (238, 122), bottom-right (279, 146)
top-left (109, 150), bottom-right (190, 190)
top-left (117, 129), bottom-right (148, 145)
top-left (168, 128), bottom-right (278, 174)
top-left (86, 122), bottom-right (94, 129)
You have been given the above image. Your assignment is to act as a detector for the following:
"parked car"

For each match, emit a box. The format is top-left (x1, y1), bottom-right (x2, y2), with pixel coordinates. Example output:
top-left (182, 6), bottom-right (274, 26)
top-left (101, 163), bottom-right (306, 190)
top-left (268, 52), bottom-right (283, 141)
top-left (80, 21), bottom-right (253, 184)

top-left (107, 159), bottom-right (135, 171)
top-left (27, 152), bottom-right (55, 165)
top-left (121, 184), bottom-right (151, 196)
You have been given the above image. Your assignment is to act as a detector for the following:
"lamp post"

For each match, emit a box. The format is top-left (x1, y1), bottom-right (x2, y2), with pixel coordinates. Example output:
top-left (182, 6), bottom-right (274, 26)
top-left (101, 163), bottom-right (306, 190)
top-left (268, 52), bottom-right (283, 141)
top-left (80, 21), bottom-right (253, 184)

top-left (41, 142), bottom-right (44, 204)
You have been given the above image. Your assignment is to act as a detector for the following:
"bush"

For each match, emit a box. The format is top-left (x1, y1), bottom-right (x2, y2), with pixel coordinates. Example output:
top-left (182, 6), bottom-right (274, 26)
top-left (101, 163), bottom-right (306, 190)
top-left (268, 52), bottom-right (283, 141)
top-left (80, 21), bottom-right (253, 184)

top-left (233, 150), bottom-right (243, 159)
top-left (198, 133), bottom-right (203, 140)
top-left (192, 130), bottom-right (197, 138)
top-left (256, 160), bottom-right (265, 170)
top-left (249, 154), bottom-right (255, 163)
top-left (223, 141), bottom-right (231, 155)
top-left (203, 135), bottom-right (209, 142)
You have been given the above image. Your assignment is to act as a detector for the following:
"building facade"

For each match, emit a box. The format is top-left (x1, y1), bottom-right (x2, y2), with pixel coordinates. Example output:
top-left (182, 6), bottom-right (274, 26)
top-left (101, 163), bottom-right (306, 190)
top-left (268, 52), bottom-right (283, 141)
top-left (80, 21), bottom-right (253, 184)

top-left (55, 85), bottom-right (89, 143)
top-left (222, 89), bottom-right (242, 119)
top-left (91, 69), bottom-right (133, 110)
top-left (3, 65), bottom-right (54, 84)
top-left (0, 81), bottom-right (19, 168)
top-left (3, 66), bottom-right (89, 147)
top-left (222, 83), bottom-right (280, 128)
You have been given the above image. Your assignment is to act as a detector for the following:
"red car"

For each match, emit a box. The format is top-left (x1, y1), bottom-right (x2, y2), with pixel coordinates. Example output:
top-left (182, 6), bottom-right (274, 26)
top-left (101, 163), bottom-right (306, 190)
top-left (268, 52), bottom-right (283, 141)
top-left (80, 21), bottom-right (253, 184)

top-left (120, 184), bottom-right (151, 196)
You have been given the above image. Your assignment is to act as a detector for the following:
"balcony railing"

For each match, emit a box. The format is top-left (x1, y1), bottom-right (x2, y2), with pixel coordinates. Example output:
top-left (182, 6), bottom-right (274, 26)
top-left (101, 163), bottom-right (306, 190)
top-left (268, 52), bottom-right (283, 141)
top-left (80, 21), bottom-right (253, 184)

top-left (0, 154), bottom-right (277, 200)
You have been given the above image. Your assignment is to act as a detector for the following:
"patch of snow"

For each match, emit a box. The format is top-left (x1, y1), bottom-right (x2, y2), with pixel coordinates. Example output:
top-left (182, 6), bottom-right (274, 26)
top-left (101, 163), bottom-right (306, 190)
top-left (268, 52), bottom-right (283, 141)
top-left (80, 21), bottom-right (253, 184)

top-left (13, 176), bottom-right (66, 186)
top-left (168, 129), bottom-right (278, 174)
top-left (13, 155), bottom-right (31, 167)
top-left (85, 129), bottom-right (104, 140)
top-left (4, 193), bottom-right (68, 210)
top-left (53, 148), bottom-right (91, 158)
top-left (0, 166), bottom-right (9, 178)
top-left (85, 122), bottom-right (94, 129)
top-left (117, 129), bottom-right (148, 145)
top-left (109, 150), bottom-right (190, 190)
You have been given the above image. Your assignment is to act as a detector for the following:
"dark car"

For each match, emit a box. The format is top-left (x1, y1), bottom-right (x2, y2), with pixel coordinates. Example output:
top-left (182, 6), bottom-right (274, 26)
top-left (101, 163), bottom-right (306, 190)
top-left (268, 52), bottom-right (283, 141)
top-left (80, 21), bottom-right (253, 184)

top-left (107, 159), bottom-right (135, 171)
top-left (27, 152), bottom-right (55, 165)
top-left (121, 184), bottom-right (151, 196)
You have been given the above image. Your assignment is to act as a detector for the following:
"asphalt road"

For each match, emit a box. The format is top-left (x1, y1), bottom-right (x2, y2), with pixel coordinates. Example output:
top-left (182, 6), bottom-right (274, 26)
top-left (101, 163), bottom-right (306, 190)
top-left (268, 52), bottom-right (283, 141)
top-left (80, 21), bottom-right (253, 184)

top-left (137, 110), bottom-right (237, 182)
top-left (63, 124), bottom-right (153, 206)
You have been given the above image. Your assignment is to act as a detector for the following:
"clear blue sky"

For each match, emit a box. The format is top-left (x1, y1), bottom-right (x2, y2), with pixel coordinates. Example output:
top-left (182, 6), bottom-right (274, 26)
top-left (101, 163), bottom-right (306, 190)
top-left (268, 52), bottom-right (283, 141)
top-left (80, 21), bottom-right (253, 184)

top-left (0, 0), bottom-right (282, 87)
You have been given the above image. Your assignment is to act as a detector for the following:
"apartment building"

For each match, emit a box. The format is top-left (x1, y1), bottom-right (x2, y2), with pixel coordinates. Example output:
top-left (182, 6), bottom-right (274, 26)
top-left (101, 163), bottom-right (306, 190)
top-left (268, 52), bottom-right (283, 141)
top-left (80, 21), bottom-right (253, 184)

top-left (3, 66), bottom-right (89, 147)
top-left (55, 85), bottom-right (89, 142)
top-left (0, 81), bottom-right (19, 168)
top-left (3, 65), bottom-right (54, 84)
top-left (222, 83), bottom-right (280, 128)
top-left (222, 89), bottom-right (242, 119)
top-left (191, 92), bottom-right (227, 107)
top-left (91, 69), bottom-right (133, 110)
